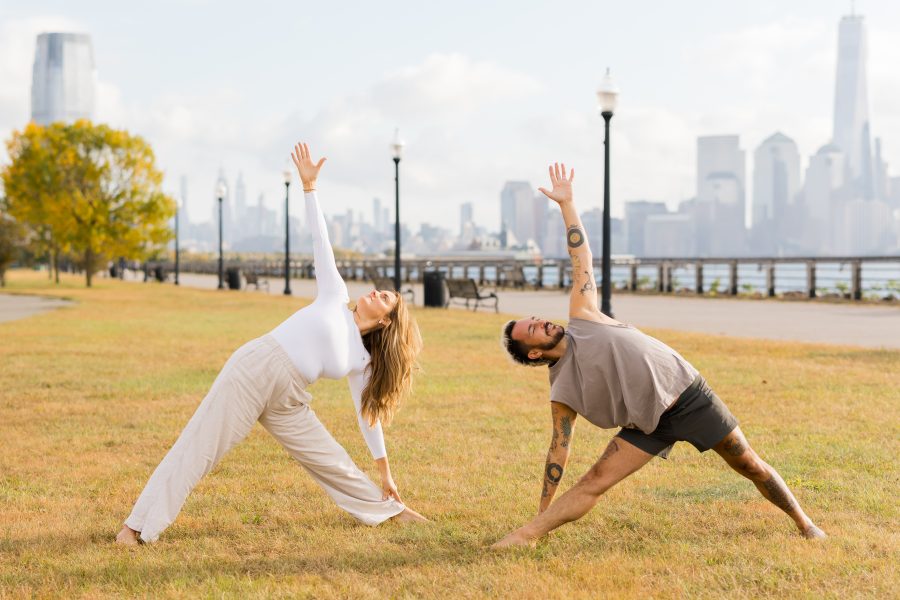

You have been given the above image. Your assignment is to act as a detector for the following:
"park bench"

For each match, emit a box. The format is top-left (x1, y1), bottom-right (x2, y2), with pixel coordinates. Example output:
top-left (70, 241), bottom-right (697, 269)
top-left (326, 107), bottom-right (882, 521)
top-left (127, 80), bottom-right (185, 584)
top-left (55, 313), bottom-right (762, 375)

top-left (365, 268), bottom-right (415, 304)
top-left (244, 271), bottom-right (269, 292)
top-left (445, 278), bottom-right (498, 312)
top-left (498, 264), bottom-right (538, 289)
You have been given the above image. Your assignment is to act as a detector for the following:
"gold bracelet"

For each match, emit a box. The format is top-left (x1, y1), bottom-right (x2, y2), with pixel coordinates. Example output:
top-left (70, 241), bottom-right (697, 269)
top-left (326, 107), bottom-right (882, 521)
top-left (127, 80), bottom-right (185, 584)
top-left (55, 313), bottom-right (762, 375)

top-left (303, 188), bottom-right (316, 193)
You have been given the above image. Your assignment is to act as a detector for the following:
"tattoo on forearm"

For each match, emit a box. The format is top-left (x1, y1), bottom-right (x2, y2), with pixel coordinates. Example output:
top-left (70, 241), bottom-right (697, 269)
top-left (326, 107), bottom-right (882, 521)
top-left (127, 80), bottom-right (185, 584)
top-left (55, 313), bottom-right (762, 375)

top-left (546, 463), bottom-right (563, 484)
top-left (560, 416), bottom-right (572, 447)
top-left (599, 440), bottom-right (619, 461)
top-left (723, 437), bottom-right (746, 457)
top-left (761, 473), bottom-right (797, 513)
top-left (579, 271), bottom-right (595, 296)
top-left (541, 479), bottom-right (549, 498)
top-left (567, 226), bottom-right (585, 248)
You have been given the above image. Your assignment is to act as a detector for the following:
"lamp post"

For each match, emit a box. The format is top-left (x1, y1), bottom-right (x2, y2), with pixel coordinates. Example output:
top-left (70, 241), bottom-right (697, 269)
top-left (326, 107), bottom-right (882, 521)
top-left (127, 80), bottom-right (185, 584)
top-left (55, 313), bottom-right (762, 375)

top-left (390, 128), bottom-right (404, 292)
top-left (174, 194), bottom-right (180, 286)
top-left (282, 166), bottom-right (292, 295)
top-left (597, 68), bottom-right (619, 318)
top-left (216, 180), bottom-right (227, 289)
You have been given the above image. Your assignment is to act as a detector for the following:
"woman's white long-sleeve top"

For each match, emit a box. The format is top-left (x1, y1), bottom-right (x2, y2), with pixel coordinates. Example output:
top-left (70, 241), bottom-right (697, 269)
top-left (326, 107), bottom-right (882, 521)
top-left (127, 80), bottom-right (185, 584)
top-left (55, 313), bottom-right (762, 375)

top-left (269, 191), bottom-right (387, 459)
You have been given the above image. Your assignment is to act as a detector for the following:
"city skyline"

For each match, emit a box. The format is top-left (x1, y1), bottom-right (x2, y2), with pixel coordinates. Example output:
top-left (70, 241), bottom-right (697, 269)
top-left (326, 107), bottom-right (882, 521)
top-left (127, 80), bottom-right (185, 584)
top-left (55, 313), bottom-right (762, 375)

top-left (0, 3), bottom-right (900, 237)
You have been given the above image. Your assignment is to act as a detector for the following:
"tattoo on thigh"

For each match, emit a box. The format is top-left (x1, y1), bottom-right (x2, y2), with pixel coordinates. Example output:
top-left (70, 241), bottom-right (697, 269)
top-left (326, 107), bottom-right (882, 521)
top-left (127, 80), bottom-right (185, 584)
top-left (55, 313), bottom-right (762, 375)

top-left (600, 440), bottom-right (619, 461)
top-left (567, 226), bottom-right (585, 248)
top-left (546, 463), bottom-right (564, 484)
top-left (723, 436), bottom-right (746, 457)
top-left (762, 474), bottom-right (797, 513)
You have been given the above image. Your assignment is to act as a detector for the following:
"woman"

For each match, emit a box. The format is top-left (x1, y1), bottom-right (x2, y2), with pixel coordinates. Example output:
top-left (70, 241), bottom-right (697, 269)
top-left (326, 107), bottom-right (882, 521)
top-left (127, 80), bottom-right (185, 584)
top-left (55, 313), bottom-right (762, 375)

top-left (116, 142), bottom-right (426, 545)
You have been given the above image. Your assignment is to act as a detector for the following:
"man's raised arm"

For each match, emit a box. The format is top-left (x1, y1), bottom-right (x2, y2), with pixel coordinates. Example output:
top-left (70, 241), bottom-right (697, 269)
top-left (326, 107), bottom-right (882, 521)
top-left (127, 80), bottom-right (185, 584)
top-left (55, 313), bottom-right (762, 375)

top-left (538, 163), bottom-right (599, 319)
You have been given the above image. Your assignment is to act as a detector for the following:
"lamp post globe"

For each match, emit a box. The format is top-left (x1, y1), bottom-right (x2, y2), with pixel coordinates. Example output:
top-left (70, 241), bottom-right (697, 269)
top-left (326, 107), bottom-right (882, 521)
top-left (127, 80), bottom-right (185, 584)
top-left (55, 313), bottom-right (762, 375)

top-left (597, 68), bottom-right (619, 317)
top-left (390, 128), bottom-right (405, 292)
top-left (282, 166), bottom-right (293, 295)
top-left (216, 180), bottom-right (227, 290)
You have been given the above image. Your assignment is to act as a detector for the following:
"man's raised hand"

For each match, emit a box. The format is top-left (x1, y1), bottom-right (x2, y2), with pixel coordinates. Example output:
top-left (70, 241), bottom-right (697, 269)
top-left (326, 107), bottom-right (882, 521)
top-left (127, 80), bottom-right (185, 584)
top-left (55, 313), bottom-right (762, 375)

top-left (290, 142), bottom-right (327, 190)
top-left (538, 162), bottom-right (574, 205)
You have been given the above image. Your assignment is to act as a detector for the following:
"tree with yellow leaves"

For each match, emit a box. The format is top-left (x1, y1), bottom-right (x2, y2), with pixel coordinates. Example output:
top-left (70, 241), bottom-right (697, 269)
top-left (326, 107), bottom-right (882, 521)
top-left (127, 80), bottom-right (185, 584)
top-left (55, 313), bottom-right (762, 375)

top-left (2, 121), bottom-right (176, 287)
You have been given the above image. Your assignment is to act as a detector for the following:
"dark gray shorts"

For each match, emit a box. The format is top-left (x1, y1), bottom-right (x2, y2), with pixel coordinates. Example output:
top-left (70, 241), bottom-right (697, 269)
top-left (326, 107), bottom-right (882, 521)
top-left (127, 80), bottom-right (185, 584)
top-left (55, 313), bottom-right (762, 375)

top-left (615, 375), bottom-right (738, 459)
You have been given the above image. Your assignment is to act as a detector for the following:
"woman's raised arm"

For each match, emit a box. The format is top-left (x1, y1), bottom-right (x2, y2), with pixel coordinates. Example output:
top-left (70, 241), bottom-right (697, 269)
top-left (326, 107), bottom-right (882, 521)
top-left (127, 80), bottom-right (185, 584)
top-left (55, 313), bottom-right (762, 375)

top-left (290, 142), bottom-right (347, 299)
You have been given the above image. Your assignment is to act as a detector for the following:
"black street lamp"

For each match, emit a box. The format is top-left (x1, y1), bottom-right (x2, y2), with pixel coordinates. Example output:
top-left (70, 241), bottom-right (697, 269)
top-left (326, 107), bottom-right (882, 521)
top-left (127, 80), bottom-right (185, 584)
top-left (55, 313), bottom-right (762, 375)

top-left (390, 128), bottom-right (405, 292)
top-left (216, 180), bottom-right (227, 289)
top-left (282, 166), bottom-right (293, 295)
top-left (174, 195), bottom-right (181, 286)
top-left (597, 68), bottom-right (619, 318)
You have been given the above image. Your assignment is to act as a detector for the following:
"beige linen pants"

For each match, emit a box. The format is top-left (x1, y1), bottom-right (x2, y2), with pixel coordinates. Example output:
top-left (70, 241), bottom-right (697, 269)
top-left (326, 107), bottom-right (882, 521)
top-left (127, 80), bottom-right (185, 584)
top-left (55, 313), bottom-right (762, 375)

top-left (125, 335), bottom-right (404, 543)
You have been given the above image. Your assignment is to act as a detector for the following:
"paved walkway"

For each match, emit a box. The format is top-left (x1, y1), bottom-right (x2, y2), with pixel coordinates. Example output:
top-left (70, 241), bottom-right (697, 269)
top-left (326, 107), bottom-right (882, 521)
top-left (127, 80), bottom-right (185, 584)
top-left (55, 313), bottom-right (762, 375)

top-left (0, 293), bottom-right (73, 324)
top-left (173, 273), bottom-right (900, 349)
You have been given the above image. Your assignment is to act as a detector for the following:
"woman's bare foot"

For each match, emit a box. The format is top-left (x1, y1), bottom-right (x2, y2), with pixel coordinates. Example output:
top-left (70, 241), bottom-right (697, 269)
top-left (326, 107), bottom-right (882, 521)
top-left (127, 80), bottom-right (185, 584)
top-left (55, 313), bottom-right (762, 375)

top-left (490, 529), bottom-right (537, 550)
top-left (800, 523), bottom-right (827, 539)
top-left (391, 507), bottom-right (429, 523)
top-left (115, 525), bottom-right (141, 545)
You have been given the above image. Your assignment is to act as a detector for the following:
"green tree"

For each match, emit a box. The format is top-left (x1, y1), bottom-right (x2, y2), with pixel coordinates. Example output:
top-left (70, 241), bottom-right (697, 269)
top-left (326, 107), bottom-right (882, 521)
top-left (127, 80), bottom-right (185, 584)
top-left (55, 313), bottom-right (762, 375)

top-left (2, 121), bottom-right (176, 287)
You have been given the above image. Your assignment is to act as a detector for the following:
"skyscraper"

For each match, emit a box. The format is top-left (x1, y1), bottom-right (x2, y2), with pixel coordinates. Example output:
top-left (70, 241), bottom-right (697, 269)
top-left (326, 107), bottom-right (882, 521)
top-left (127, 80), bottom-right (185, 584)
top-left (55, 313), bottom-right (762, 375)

top-left (624, 200), bottom-right (667, 256)
top-left (31, 33), bottom-right (97, 125)
top-left (459, 202), bottom-right (473, 237)
top-left (695, 135), bottom-right (746, 256)
top-left (833, 14), bottom-right (874, 199)
top-left (752, 132), bottom-right (801, 253)
top-left (500, 181), bottom-right (539, 247)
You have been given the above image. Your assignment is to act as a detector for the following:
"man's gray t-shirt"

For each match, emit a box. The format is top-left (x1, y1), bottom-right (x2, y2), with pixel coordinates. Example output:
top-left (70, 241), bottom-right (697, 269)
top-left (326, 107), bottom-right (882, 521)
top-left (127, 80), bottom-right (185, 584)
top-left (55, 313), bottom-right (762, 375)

top-left (548, 318), bottom-right (699, 434)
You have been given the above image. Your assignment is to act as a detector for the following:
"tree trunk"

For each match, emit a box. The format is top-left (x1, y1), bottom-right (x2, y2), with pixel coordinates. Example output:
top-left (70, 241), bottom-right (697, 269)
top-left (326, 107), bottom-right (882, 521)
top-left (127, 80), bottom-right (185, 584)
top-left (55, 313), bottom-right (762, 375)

top-left (85, 247), bottom-right (94, 288)
top-left (1, 269), bottom-right (6, 287)
top-left (53, 245), bottom-right (61, 284)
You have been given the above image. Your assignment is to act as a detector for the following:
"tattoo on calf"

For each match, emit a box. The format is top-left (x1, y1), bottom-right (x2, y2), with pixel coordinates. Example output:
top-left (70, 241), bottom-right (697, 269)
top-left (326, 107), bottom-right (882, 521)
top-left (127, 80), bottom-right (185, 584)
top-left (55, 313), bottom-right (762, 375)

top-left (723, 437), bottom-right (746, 457)
top-left (560, 416), bottom-right (572, 447)
top-left (546, 463), bottom-right (564, 484)
top-left (567, 226), bottom-right (585, 248)
top-left (762, 474), bottom-right (797, 513)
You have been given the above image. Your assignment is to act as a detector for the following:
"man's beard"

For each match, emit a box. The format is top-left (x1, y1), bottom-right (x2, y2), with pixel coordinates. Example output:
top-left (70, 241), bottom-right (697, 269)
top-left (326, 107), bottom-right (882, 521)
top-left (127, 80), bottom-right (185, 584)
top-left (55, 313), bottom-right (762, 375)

top-left (536, 325), bottom-right (565, 351)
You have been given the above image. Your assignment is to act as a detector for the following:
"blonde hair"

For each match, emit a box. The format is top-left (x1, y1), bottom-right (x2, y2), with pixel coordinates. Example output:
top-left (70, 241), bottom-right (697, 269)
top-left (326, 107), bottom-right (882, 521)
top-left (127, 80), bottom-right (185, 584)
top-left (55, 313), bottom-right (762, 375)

top-left (359, 294), bottom-right (422, 426)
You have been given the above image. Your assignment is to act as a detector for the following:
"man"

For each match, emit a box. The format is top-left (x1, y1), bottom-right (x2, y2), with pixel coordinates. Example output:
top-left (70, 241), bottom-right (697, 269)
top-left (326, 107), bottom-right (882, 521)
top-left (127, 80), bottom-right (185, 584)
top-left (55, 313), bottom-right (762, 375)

top-left (492, 163), bottom-right (825, 548)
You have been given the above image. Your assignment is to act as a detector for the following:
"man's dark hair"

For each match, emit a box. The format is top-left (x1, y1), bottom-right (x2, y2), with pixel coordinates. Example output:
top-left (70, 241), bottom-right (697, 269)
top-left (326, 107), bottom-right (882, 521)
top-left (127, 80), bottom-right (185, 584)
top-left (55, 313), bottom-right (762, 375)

top-left (501, 319), bottom-right (552, 367)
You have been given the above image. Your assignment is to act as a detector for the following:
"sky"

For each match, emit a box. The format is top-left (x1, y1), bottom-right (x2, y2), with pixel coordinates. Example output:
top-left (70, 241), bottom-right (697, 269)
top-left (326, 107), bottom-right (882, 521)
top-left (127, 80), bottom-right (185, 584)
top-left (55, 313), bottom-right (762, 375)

top-left (1, 0), bottom-right (899, 230)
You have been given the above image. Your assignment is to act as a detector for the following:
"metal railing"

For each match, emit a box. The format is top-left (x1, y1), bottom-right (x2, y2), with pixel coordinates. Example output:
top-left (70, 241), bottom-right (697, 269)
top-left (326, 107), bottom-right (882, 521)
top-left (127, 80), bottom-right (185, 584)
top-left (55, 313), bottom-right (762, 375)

top-left (158, 255), bottom-right (900, 301)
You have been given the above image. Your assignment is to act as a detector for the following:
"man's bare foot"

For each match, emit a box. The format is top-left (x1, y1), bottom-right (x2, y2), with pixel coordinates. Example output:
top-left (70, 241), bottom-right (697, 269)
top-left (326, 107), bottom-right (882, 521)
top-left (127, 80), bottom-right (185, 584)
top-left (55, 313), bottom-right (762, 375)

top-left (115, 525), bottom-right (141, 545)
top-left (800, 523), bottom-right (827, 539)
top-left (391, 507), bottom-right (429, 523)
top-left (490, 529), bottom-right (536, 550)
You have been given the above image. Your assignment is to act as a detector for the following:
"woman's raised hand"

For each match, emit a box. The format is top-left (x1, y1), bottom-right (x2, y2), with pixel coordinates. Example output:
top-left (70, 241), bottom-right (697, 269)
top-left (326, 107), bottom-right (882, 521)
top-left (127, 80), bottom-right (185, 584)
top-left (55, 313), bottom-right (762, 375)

top-left (290, 142), bottom-right (327, 191)
top-left (537, 162), bottom-right (575, 205)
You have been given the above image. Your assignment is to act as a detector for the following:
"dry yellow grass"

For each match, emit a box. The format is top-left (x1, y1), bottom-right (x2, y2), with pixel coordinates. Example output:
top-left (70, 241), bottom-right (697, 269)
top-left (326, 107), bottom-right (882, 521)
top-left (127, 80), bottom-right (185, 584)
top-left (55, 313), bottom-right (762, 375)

top-left (1, 269), bottom-right (898, 599)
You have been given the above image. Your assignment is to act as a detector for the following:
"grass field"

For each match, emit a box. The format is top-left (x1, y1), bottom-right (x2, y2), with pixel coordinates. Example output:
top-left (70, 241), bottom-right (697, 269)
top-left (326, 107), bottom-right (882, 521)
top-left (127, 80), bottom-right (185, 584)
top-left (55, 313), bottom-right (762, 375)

top-left (1, 269), bottom-right (898, 599)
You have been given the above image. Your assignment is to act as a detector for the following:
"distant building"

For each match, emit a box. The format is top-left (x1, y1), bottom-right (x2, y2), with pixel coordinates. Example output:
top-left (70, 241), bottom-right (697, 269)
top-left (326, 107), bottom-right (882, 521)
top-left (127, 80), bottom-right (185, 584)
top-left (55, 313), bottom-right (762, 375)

top-left (543, 210), bottom-right (566, 258)
top-left (752, 132), bottom-right (801, 254)
top-left (624, 200), bottom-right (667, 256)
top-left (803, 144), bottom-right (845, 252)
top-left (833, 14), bottom-right (875, 199)
top-left (696, 135), bottom-right (746, 256)
top-left (459, 202), bottom-right (473, 238)
top-left (31, 33), bottom-right (96, 125)
top-left (644, 214), bottom-right (695, 257)
top-left (500, 181), bottom-right (543, 248)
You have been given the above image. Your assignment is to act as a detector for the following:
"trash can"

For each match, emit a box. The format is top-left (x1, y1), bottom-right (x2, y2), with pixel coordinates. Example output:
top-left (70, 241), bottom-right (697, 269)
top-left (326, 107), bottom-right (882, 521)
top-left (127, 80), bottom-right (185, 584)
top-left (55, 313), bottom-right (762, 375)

top-left (226, 267), bottom-right (242, 290)
top-left (154, 266), bottom-right (165, 282)
top-left (423, 271), bottom-right (447, 307)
